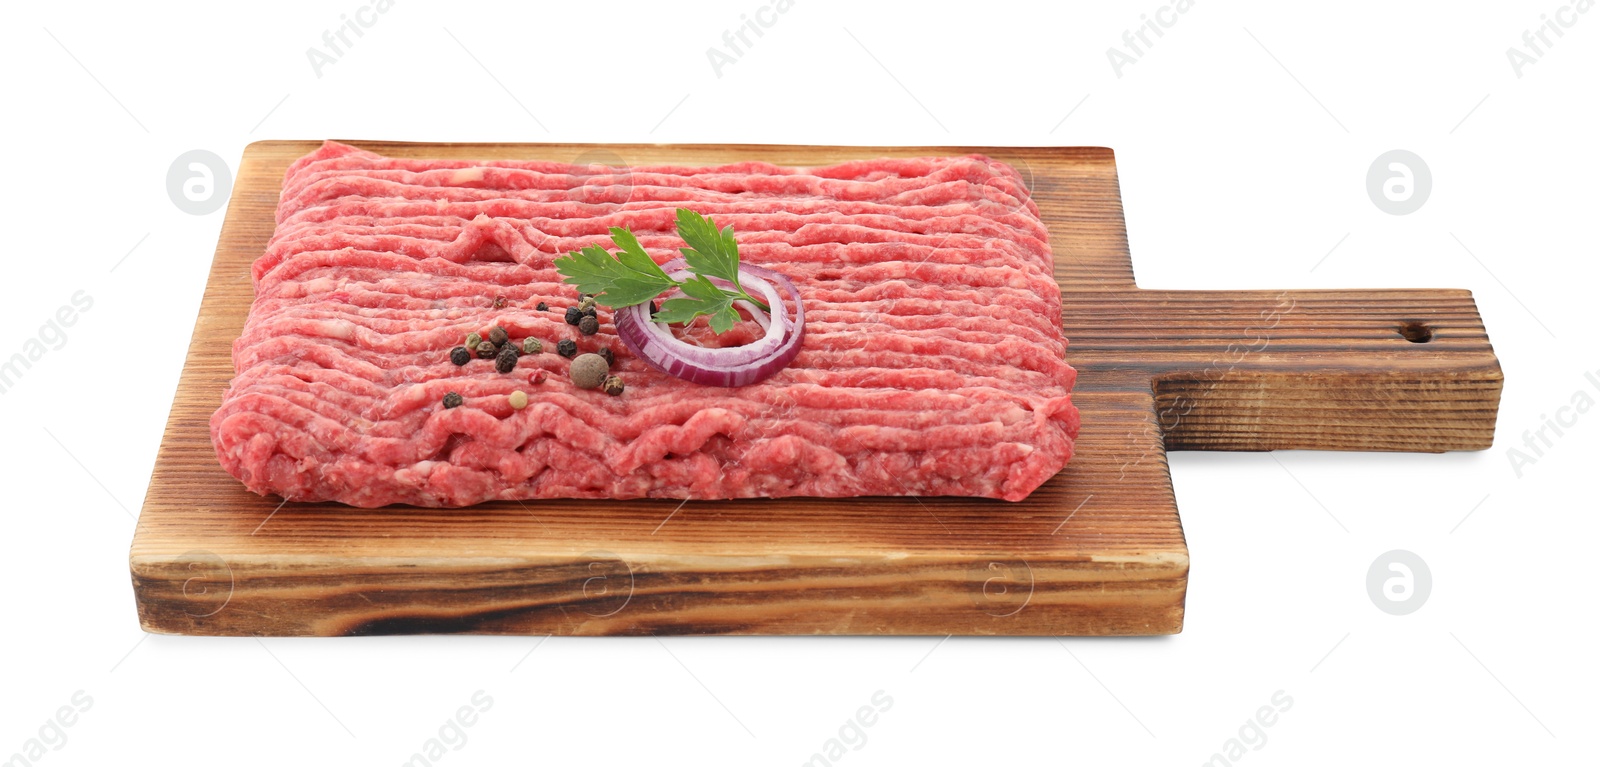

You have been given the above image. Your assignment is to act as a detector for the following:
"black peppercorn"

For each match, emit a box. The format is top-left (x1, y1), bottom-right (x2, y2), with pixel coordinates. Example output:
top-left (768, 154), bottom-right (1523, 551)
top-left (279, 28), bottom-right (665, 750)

top-left (556, 339), bottom-right (577, 358)
top-left (578, 315), bottom-right (599, 336)
top-left (582, 306), bottom-right (598, 319)
top-left (495, 344), bottom-right (519, 373)
top-left (602, 376), bottom-right (624, 396)
top-left (443, 391), bottom-right (463, 408)
top-left (476, 340), bottom-right (497, 359)
top-left (488, 325), bottom-right (509, 346)
top-left (493, 295), bottom-right (507, 309)
top-left (450, 346), bottom-right (470, 366)
top-left (536, 301), bottom-right (548, 312)
top-left (597, 347), bottom-right (614, 367)
top-left (565, 306), bottom-right (582, 325)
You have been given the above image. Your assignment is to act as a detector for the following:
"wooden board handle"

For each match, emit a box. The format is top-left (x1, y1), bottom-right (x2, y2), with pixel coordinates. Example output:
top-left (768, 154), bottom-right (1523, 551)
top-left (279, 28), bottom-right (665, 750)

top-left (1065, 288), bottom-right (1503, 452)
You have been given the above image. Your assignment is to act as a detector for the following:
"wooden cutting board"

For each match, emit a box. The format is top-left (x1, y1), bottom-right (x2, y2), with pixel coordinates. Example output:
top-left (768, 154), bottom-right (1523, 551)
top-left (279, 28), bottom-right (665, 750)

top-left (129, 141), bottom-right (1503, 636)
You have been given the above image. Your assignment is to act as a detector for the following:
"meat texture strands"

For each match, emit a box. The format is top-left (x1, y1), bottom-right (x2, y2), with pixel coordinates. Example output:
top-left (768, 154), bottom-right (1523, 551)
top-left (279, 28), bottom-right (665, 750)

top-left (211, 141), bottom-right (1079, 507)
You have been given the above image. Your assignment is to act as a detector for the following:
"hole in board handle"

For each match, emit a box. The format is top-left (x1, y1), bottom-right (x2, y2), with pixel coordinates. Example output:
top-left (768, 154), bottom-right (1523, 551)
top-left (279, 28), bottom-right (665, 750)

top-left (1398, 321), bottom-right (1434, 343)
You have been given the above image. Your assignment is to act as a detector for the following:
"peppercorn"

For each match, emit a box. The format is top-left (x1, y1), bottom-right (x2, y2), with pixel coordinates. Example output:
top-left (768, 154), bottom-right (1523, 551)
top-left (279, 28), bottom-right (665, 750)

top-left (578, 315), bottom-right (599, 336)
top-left (443, 391), bottom-right (463, 409)
top-left (597, 347), bottom-right (615, 367)
top-left (488, 325), bottom-right (509, 346)
top-left (465, 332), bottom-right (482, 349)
top-left (450, 346), bottom-right (470, 366)
top-left (529, 370), bottom-right (547, 385)
top-left (508, 390), bottom-right (528, 410)
top-left (565, 306), bottom-right (582, 325)
top-left (579, 296), bottom-right (597, 312)
top-left (536, 301), bottom-right (549, 312)
top-left (495, 344), bottom-right (519, 373)
top-left (476, 340), bottom-right (497, 359)
top-left (493, 295), bottom-right (507, 309)
top-left (582, 306), bottom-right (598, 319)
top-left (602, 375), bottom-right (625, 396)
top-left (570, 354), bottom-right (609, 389)
top-left (522, 337), bottom-right (543, 355)
top-left (556, 339), bottom-right (577, 358)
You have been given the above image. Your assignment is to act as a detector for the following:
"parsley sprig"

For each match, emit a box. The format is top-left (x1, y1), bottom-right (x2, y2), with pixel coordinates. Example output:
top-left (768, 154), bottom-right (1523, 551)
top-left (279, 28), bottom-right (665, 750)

top-left (553, 209), bottom-right (770, 334)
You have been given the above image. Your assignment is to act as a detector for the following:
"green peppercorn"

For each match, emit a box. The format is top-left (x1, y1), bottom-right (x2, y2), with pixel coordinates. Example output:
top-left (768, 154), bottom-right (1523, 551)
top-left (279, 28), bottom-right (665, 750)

top-left (564, 306), bottom-right (582, 325)
top-left (536, 301), bottom-right (549, 312)
top-left (578, 315), bottom-right (599, 336)
top-left (579, 296), bottom-right (597, 312)
top-left (556, 339), bottom-right (577, 358)
top-left (522, 337), bottom-right (543, 355)
top-left (597, 347), bottom-right (615, 367)
top-left (466, 332), bottom-right (482, 349)
top-left (488, 325), bottom-right (509, 346)
top-left (443, 391), bottom-right (463, 408)
top-left (476, 340), bottom-right (497, 359)
top-left (450, 346), bottom-right (470, 366)
top-left (602, 375), bottom-right (624, 396)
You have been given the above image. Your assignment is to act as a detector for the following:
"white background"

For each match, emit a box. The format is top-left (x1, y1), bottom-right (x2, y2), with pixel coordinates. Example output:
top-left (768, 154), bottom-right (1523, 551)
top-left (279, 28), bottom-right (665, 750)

top-left (2, 0), bottom-right (1595, 764)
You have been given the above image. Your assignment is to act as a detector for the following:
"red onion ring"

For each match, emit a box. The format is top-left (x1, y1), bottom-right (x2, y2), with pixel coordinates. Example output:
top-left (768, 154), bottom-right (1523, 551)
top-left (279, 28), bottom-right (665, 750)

top-left (616, 259), bottom-right (805, 387)
top-left (643, 267), bottom-right (786, 366)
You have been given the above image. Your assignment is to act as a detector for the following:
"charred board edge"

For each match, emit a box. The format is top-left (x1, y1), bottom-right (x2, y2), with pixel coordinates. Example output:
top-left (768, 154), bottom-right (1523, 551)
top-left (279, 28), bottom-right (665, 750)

top-left (131, 550), bottom-right (1188, 637)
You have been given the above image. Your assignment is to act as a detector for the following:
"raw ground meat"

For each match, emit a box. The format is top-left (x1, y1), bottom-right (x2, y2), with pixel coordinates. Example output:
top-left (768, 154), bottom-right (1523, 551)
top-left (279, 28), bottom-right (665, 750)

top-left (210, 141), bottom-right (1079, 507)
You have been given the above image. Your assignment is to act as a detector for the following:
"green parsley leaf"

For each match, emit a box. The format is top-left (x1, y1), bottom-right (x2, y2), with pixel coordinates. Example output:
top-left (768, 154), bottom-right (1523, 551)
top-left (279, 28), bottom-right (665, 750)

top-left (675, 208), bottom-right (742, 286)
top-left (675, 208), bottom-right (769, 312)
top-left (652, 274), bottom-right (742, 334)
top-left (551, 234), bottom-right (677, 308)
top-left (553, 208), bottom-right (774, 334)
top-left (608, 227), bottom-right (659, 276)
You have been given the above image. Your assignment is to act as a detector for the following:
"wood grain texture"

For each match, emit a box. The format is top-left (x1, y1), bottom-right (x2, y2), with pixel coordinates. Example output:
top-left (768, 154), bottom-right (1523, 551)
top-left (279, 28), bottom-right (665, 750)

top-left (128, 141), bottom-right (1502, 637)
